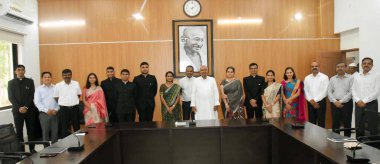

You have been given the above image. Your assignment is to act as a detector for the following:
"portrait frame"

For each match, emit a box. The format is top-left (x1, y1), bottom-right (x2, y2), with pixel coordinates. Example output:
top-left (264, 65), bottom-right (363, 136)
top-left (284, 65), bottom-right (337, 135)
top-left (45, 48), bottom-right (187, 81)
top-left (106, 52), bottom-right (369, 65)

top-left (172, 19), bottom-right (214, 77)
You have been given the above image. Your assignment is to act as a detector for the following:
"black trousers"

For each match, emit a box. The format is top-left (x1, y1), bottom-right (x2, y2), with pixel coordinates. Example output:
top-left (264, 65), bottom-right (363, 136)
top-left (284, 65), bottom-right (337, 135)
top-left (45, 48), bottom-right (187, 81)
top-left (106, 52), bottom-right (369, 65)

top-left (308, 98), bottom-right (327, 128)
top-left (355, 100), bottom-right (379, 138)
top-left (12, 109), bottom-right (36, 150)
top-left (59, 105), bottom-right (80, 138)
top-left (246, 105), bottom-right (263, 119)
top-left (106, 102), bottom-right (118, 123)
top-left (137, 105), bottom-right (154, 122)
top-left (117, 112), bottom-right (136, 123)
top-left (182, 101), bottom-right (195, 120)
top-left (331, 100), bottom-right (353, 137)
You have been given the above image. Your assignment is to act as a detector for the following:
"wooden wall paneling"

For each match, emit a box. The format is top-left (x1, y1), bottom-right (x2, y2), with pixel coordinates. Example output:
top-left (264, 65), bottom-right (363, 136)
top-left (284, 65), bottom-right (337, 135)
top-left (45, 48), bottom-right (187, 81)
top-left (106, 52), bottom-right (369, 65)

top-left (38, 0), bottom-right (335, 44)
top-left (319, 0), bottom-right (338, 38)
top-left (38, 0), bottom-right (340, 121)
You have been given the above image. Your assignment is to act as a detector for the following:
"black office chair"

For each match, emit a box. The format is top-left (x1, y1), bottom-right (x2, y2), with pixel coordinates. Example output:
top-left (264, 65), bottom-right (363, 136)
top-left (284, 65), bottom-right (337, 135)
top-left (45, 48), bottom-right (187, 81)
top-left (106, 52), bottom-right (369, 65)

top-left (0, 123), bottom-right (50, 164)
top-left (334, 110), bottom-right (380, 149)
top-left (361, 110), bottom-right (380, 149)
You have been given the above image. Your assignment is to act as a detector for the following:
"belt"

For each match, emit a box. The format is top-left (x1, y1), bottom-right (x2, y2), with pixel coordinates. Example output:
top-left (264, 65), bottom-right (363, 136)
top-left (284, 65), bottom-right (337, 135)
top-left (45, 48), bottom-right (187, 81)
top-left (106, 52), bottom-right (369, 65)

top-left (335, 99), bottom-right (352, 102)
top-left (367, 100), bottom-right (378, 104)
top-left (60, 105), bottom-right (78, 109)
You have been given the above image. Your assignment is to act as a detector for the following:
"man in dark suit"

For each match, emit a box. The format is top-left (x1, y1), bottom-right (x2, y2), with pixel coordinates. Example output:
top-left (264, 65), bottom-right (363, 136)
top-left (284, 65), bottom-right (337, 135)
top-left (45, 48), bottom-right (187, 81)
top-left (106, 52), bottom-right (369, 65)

top-left (101, 66), bottom-right (121, 123)
top-left (243, 63), bottom-right (265, 119)
top-left (7, 65), bottom-right (37, 153)
top-left (116, 69), bottom-right (137, 122)
top-left (133, 62), bottom-right (157, 122)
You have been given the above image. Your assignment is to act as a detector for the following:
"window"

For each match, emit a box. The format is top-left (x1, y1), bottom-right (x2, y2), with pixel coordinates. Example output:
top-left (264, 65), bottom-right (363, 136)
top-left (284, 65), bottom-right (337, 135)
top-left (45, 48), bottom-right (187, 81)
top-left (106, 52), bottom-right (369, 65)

top-left (0, 40), bottom-right (13, 108)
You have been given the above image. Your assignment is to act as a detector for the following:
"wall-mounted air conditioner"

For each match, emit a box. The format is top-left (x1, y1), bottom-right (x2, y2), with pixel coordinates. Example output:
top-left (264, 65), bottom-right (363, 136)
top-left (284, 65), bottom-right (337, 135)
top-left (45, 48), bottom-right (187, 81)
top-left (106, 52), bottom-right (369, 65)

top-left (0, 0), bottom-right (34, 25)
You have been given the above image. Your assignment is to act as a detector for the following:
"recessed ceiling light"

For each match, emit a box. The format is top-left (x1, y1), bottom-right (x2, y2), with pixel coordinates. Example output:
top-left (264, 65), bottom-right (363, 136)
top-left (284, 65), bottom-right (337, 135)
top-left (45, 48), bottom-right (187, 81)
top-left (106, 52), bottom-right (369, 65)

top-left (294, 12), bottom-right (303, 21)
top-left (39, 20), bottom-right (86, 28)
top-left (132, 13), bottom-right (144, 20)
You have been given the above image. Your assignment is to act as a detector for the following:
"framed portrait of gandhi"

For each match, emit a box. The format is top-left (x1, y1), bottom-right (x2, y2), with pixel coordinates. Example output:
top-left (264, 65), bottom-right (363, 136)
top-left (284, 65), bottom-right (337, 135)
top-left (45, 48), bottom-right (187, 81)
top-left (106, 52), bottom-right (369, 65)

top-left (172, 19), bottom-right (214, 77)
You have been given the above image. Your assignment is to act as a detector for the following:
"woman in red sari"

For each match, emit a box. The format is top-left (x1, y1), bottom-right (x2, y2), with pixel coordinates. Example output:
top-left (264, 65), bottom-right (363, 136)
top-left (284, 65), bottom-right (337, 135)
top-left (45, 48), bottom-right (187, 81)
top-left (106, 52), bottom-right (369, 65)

top-left (82, 73), bottom-right (108, 126)
top-left (281, 67), bottom-right (306, 121)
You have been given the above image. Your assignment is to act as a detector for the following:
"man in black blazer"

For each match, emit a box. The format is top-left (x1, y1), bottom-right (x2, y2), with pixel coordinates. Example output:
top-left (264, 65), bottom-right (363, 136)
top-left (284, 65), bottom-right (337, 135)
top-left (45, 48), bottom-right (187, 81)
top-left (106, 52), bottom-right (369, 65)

top-left (116, 69), bottom-right (137, 122)
top-left (101, 66), bottom-right (121, 123)
top-left (7, 65), bottom-right (37, 152)
top-left (243, 63), bottom-right (265, 119)
top-left (133, 62), bottom-right (157, 122)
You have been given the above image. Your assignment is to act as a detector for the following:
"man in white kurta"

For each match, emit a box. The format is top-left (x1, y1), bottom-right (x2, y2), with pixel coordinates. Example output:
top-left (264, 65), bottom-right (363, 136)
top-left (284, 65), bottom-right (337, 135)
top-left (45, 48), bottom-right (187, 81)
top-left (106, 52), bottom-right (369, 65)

top-left (191, 66), bottom-right (220, 120)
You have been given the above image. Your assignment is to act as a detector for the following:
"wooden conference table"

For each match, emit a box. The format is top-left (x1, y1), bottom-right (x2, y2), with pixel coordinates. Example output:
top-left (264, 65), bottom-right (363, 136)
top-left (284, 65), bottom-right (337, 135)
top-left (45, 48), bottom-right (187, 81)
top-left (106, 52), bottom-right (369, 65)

top-left (19, 119), bottom-right (380, 164)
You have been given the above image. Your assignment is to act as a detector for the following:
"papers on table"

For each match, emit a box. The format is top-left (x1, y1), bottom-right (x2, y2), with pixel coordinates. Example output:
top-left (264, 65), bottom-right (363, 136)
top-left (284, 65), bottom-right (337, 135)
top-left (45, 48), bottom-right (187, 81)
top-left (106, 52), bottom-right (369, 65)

top-left (39, 147), bottom-right (67, 154)
top-left (327, 137), bottom-right (357, 143)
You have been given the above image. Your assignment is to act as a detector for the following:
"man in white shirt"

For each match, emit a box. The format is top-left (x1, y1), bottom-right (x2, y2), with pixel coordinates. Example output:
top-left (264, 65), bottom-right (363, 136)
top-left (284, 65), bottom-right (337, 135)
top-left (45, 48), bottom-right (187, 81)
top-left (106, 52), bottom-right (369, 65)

top-left (34, 72), bottom-right (59, 143)
top-left (348, 63), bottom-right (359, 77)
top-left (347, 63), bottom-right (358, 128)
top-left (352, 57), bottom-right (379, 137)
top-left (191, 65), bottom-right (220, 120)
top-left (53, 69), bottom-right (82, 138)
top-left (179, 65), bottom-right (195, 120)
top-left (304, 62), bottom-right (329, 128)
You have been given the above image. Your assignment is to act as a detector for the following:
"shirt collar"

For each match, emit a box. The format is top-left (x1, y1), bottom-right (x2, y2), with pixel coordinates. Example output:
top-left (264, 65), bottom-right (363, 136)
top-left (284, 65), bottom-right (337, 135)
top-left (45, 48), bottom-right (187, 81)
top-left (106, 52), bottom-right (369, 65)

top-left (200, 76), bottom-right (208, 80)
top-left (62, 80), bottom-right (73, 85)
top-left (312, 72), bottom-right (321, 77)
top-left (359, 70), bottom-right (374, 76)
top-left (336, 73), bottom-right (348, 78)
top-left (42, 84), bottom-right (54, 87)
top-left (140, 74), bottom-right (149, 77)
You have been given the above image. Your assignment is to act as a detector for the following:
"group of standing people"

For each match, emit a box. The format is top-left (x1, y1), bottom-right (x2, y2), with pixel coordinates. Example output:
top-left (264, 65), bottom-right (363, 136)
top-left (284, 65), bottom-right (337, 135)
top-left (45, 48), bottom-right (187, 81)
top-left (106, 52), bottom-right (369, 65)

top-left (179, 63), bottom-right (302, 121)
top-left (6, 62), bottom-right (159, 152)
top-left (7, 57), bottom-right (379, 153)
top-left (178, 58), bottom-right (379, 139)
top-left (8, 66), bottom-right (84, 153)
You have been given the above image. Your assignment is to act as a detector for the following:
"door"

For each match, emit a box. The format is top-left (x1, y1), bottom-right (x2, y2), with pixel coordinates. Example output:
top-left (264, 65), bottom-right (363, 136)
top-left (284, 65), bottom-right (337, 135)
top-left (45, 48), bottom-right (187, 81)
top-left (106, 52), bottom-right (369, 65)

top-left (317, 52), bottom-right (345, 129)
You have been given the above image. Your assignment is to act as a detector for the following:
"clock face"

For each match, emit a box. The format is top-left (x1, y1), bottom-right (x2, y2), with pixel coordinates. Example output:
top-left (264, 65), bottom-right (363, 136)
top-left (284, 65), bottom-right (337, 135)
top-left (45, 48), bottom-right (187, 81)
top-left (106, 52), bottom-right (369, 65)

top-left (184, 0), bottom-right (201, 17)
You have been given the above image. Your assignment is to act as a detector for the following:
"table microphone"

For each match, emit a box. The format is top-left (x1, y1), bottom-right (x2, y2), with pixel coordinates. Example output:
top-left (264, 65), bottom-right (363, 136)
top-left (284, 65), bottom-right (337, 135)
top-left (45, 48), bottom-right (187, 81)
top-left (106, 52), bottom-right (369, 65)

top-left (346, 139), bottom-right (380, 163)
top-left (105, 122), bottom-right (113, 127)
top-left (105, 113), bottom-right (113, 127)
top-left (189, 111), bottom-right (196, 126)
top-left (290, 118), bottom-right (304, 129)
top-left (357, 135), bottom-right (380, 142)
top-left (67, 130), bottom-right (87, 152)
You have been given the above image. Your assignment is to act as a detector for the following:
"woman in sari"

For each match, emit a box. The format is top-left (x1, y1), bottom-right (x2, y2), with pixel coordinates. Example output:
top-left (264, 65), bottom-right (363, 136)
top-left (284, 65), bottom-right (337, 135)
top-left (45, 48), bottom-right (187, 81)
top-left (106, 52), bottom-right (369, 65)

top-left (281, 67), bottom-right (306, 121)
top-left (160, 71), bottom-right (181, 121)
top-left (220, 66), bottom-right (244, 119)
top-left (261, 70), bottom-right (282, 119)
top-left (82, 73), bottom-right (108, 126)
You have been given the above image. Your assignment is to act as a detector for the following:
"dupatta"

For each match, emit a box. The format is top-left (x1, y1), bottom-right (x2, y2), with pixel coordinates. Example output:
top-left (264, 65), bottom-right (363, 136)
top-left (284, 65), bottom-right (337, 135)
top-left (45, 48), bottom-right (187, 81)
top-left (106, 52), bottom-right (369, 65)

top-left (281, 80), bottom-right (306, 121)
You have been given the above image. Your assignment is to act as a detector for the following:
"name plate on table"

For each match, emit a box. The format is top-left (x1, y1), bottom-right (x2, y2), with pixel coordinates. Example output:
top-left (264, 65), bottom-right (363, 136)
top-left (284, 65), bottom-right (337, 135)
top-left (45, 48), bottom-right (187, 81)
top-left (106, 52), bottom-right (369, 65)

top-left (175, 122), bottom-right (187, 127)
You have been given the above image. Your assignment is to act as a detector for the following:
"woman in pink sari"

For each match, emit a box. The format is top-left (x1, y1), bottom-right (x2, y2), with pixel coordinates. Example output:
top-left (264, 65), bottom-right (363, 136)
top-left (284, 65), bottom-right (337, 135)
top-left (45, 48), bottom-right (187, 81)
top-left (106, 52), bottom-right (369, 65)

top-left (82, 73), bottom-right (108, 126)
top-left (281, 67), bottom-right (306, 121)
